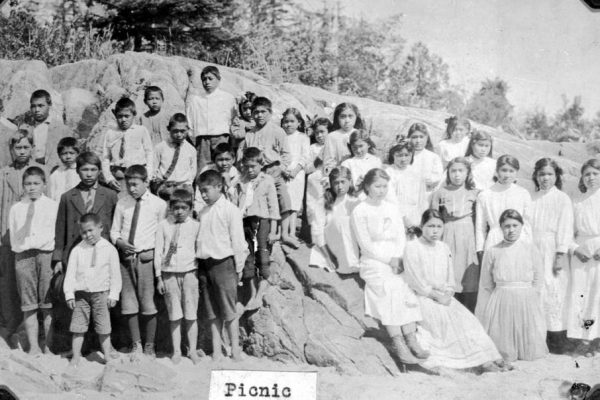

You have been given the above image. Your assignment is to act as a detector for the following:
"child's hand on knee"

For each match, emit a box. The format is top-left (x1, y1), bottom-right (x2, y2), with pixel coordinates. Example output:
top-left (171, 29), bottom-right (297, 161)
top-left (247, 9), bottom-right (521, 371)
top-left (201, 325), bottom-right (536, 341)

top-left (107, 299), bottom-right (117, 308)
top-left (156, 277), bottom-right (166, 295)
top-left (67, 299), bottom-right (75, 310)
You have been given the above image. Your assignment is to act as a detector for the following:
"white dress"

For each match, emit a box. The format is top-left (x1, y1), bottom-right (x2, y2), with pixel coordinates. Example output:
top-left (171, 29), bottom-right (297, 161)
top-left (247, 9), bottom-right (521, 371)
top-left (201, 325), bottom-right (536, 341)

top-left (469, 156), bottom-right (496, 191)
top-left (286, 131), bottom-right (311, 211)
top-left (412, 149), bottom-right (444, 199)
top-left (385, 165), bottom-right (428, 228)
top-left (404, 239), bottom-right (501, 369)
top-left (531, 186), bottom-right (574, 331)
top-left (351, 198), bottom-right (422, 326)
top-left (567, 187), bottom-right (600, 340)
top-left (341, 154), bottom-right (382, 188)
top-left (438, 136), bottom-right (470, 165)
top-left (475, 183), bottom-right (532, 252)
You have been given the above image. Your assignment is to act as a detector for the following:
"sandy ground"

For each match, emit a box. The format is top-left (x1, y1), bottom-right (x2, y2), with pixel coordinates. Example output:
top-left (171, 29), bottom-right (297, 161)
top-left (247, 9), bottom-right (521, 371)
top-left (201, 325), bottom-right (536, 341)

top-left (3, 349), bottom-right (599, 400)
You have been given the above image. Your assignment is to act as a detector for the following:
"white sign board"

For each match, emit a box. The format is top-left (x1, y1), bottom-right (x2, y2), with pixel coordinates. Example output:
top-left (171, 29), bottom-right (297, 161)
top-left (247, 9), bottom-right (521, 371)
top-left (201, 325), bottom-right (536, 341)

top-left (208, 370), bottom-right (317, 400)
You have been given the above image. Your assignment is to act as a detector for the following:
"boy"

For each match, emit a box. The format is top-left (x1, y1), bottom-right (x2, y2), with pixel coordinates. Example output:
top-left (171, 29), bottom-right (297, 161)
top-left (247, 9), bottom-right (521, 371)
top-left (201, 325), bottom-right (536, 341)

top-left (155, 189), bottom-right (201, 364)
top-left (63, 213), bottom-right (122, 366)
top-left (196, 170), bottom-right (248, 361)
top-left (48, 137), bottom-right (80, 201)
top-left (110, 165), bottom-right (167, 360)
top-left (186, 66), bottom-right (237, 171)
top-left (238, 97), bottom-right (296, 248)
top-left (152, 113), bottom-right (197, 194)
top-left (236, 147), bottom-right (279, 311)
top-left (193, 142), bottom-right (239, 214)
top-left (0, 131), bottom-right (45, 346)
top-left (9, 166), bottom-right (58, 354)
top-left (29, 89), bottom-right (72, 169)
top-left (138, 86), bottom-right (170, 145)
top-left (102, 98), bottom-right (153, 194)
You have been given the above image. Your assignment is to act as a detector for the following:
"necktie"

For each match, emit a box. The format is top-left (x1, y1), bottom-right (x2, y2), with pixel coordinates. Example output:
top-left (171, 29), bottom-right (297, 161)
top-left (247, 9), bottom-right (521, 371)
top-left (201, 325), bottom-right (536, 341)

top-left (163, 143), bottom-right (181, 181)
top-left (162, 223), bottom-right (180, 268)
top-left (128, 197), bottom-right (141, 246)
top-left (84, 190), bottom-right (94, 213)
top-left (119, 133), bottom-right (126, 160)
top-left (19, 200), bottom-right (36, 241)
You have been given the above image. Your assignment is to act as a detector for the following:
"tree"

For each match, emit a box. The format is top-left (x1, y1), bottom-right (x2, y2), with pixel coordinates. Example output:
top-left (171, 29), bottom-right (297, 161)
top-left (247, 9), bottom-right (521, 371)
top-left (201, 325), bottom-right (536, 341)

top-left (464, 78), bottom-right (513, 127)
top-left (523, 108), bottom-right (553, 139)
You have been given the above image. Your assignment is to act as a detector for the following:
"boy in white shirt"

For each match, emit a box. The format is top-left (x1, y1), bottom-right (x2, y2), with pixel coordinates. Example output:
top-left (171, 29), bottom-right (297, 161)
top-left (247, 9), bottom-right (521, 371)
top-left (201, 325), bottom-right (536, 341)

top-left (63, 213), bottom-right (122, 367)
top-left (155, 189), bottom-right (201, 364)
top-left (48, 136), bottom-right (80, 201)
top-left (9, 166), bottom-right (59, 354)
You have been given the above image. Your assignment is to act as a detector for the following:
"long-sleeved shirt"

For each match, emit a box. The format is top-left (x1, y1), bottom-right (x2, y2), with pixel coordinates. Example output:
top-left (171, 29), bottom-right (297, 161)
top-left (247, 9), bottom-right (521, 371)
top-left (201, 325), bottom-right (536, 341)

top-left (341, 153), bottom-right (383, 188)
top-left (110, 190), bottom-right (167, 252)
top-left (153, 139), bottom-right (197, 185)
top-left (101, 125), bottom-right (154, 182)
top-left (469, 156), bottom-right (496, 191)
top-left (240, 121), bottom-right (290, 167)
top-left (530, 186), bottom-right (573, 254)
top-left (63, 238), bottom-right (122, 301)
top-left (9, 195), bottom-right (58, 253)
top-left (287, 131), bottom-right (311, 171)
top-left (48, 164), bottom-right (80, 201)
top-left (438, 136), bottom-right (470, 166)
top-left (154, 216), bottom-right (199, 276)
top-left (32, 120), bottom-right (50, 161)
top-left (196, 195), bottom-right (249, 272)
top-left (411, 149), bottom-right (444, 193)
top-left (235, 172), bottom-right (280, 219)
top-left (186, 88), bottom-right (237, 138)
top-left (322, 129), bottom-right (352, 174)
top-left (403, 238), bottom-right (455, 297)
top-left (138, 110), bottom-right (170, 144)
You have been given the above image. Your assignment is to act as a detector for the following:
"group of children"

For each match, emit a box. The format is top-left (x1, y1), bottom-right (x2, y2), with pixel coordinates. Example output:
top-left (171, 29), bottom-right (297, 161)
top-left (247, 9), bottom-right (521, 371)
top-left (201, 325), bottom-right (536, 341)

top-left (0, 65), bottom-right (598, 374)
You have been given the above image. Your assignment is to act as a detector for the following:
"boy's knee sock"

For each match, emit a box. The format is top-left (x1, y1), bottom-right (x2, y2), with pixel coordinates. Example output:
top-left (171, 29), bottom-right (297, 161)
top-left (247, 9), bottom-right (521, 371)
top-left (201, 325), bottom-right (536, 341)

top-left (126, 314), bottom-right (141, 343)
top-left (141, 314), bottom-right (157, 344)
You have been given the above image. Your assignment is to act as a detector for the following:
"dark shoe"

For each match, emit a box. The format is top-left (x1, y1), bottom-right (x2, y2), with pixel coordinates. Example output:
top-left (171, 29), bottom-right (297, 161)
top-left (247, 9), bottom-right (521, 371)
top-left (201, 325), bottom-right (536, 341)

top-left (391, 334), bottom-right (420, 364)
top-left (144, 342), bottom-right (156, 359)
top-left (404, 332), bottom-right (430, 359)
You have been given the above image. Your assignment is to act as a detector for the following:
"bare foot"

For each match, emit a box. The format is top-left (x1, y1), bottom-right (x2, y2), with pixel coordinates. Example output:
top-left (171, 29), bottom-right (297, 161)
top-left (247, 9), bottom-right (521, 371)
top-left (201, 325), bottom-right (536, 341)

top-left (43, 346), bottom-right (54, 355)
top-left (189, 351), bottom-right (201, 365)
top-left (171, 352), bottom-right (182, 365)
top-left (28, 346), bottom-right (42, 356)
top-left (245, 296), bottom-right (262, 311)
top-left (281, 235), bottom-right (299, 249)
top-left (231, 351), bottom-right (244, 362)
top-left (69, 356), bottom-right (81, 368)
top-left (212, 352), bottom-right (225, 362)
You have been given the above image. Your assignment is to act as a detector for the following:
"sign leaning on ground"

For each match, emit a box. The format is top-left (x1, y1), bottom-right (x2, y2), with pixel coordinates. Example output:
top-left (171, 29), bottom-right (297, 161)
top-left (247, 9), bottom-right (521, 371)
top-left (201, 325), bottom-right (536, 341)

top-left (208, 370), bottom-right (317, 400)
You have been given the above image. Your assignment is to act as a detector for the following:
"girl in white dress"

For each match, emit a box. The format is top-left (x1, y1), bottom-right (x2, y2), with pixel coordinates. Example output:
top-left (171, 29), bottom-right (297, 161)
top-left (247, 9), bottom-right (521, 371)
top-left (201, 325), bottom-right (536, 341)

top-left (530, 158), bottom-right (573, 353)
top-left (322, 103), bottom-right (365, 174)
top-left (477, 209), bottom-right (548, 362)
top-left (281, 108), bottom-right (310, 243)
top-left (306, 117), bottom-right (331, 175)
top-left (351, 168), bottom-right (428, 364)
top-left (403, 209), bottom-right (503, 371)
top-left (465, 130), bottom-right (496, 191)
top-left (341, 130), bottom-right (382, 190)
top-left (407, 123), bottom-right (443, 200)
top-left (475, 155), bottom-right (532, 262)
top-left (438, 116), bottom-right (471, 167)
top-left (567, 159), bottom-right (600, 348)
top-left (385, 140), bottom-right (427, 228)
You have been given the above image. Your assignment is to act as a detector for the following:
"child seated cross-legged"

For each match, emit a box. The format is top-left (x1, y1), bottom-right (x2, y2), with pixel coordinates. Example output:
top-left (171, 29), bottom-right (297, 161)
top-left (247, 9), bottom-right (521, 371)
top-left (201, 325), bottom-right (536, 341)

top-left (48, 136), bottom-right (81, 201)
top-left (63, 213), bottom-right (122, 367)
top-left (155, 189), bottom-right (201, 365)
top-left (196, 170), bottom-right (248, 361)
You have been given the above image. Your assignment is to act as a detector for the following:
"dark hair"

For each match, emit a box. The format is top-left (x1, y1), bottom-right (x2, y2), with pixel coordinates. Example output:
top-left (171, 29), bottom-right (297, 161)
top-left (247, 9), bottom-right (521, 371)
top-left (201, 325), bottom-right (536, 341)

top-left (499, 209), bottom-right (523, 225)
top-left (496, 154), bottom-right (520, 172)
top-left (114, 97), bottom-right (136, 115)
top-left (362, 168), bottom-right (390, 196)
top-left (213, 142), bottom-right (234, 161)
top-left (76, 151), bottom-right (102, 171)
top-left (9, 129), bottom-right (34, 148)
top-left (324, 167), bottom-right (356, 211)
top-left (532, 158), bottom-right (563, 191)
top-left (124, 164), bottom-right (148, 181)
top-left (407, 123), bottom-right (433, 151)
top-left (332, 103), bottom-right (364, 131)
top-left (197, 169), bottom-right (223, 187)
top-left (238, 92), bottom-right (257, 116)
top-left (242, 147), bottom-right (263, 165)
top-left (348, 129), bottom-right (376, 156)
top-left (579, 159), bottom-right (600, 193)
top-left (387, 139), bottom-right (414, 165)
top-left (445, 157), bottom-right (476, 190)
top-left (201, 65), bottom-right (221, 80)
top-left (79, 213), bottom-right (101, 225)
top-left (281, 108), bottom-right (306, 133)
top-left (22, 165), bottom-right (46, 183)
top-left (311, 117), bottom-right (332, 132)
top-left (57, 137), bottom-right (79, 155)
top-left (169, 188), bottom-right (193, 208)
top-left (420, 209), bottom-right (445, 226)
top-left (157, 185), bottom-right (173, 202)
top-left (443, 116), bottom-right (471, 140)
top-left (465, 129), bottom-right (493, 158)
top-left (144, 86), bottom-right (164, 102)
top-left (251, 97), bottom-right (272, 112)
top-left (30, 89), bottom-right (52, 105)
top-left (167, 113), bottom-right (188, 130)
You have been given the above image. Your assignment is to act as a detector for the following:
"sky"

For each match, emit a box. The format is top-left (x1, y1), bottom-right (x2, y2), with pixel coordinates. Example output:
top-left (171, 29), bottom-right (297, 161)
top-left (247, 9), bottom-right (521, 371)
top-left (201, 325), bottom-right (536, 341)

top-left (302, 0), bottom-right (600, 117)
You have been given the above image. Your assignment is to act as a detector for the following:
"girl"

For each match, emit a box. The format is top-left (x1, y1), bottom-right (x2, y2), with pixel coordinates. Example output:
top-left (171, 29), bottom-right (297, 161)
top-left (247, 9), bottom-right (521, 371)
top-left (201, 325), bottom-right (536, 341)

top-left (341, 130), bottom-right (382, 189)
top-left (281, 108), bottom-right (310, 243)
top-left (475, 155), bottom-right (532, 259)
top-left (306, 117), bottom-right (331, 174)
top-left (431, 157), bottom-right (479, 313)
top-left (530, 158), bottom-right (574, 353)
top-left (566, 159), bottom-right (600, 345)
top-left (403, 210), bottom-right (503, 371)
top-left (230, 91), bottom-right (256, 151)
top-left (465, 130), bottom-right (496, 191)
top-left (322, 103), bottom-right (364, 174)
top-left (438, 116), bottom-right (471, 166)
top-left (476, 209), bottom-right (548, 362)
top-left (407, 123), bottom-right (443, 198)
top-left (309, 167), bottom-right (360, 274)
top-left (385, 140), bottom-right (427, 229)
top-left (351, 168), bottom-right (428, 364)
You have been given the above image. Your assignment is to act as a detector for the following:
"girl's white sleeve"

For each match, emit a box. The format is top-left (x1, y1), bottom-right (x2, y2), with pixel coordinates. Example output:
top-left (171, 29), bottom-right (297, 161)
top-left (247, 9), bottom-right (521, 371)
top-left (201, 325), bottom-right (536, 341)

top-left (475, 249), bottom-right (495, 321)
top-left (402, 243), bottom-right (433, 297)
top-left (556, 194), bottom-right (574, 253)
